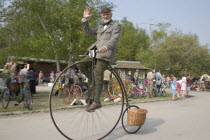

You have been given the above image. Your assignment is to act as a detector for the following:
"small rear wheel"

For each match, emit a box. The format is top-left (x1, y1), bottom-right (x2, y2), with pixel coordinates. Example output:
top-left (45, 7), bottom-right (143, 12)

top-left (122, 105), bottom-right (141, 134)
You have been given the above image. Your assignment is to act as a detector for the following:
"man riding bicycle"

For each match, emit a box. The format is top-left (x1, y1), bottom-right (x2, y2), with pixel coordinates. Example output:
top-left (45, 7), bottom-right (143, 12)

top-left (79, 7), bottom-right (121, 112)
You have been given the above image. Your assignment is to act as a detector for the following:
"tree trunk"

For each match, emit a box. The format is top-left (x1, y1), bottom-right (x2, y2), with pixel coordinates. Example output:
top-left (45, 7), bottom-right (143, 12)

top-left (55, 53), bottom-right (60, 72)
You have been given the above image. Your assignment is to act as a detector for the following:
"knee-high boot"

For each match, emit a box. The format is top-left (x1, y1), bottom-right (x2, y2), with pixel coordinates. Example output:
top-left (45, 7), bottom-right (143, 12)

top-left (94, 84), bottom-right (103, 103)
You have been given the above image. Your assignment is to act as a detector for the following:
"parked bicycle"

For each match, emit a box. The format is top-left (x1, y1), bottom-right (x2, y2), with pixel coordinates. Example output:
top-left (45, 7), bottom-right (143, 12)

top-left (153, 84), bottom-right (166, 97)
top-left (52, 71), bottom-right (83, 105)
top-left (1, 82), bottom-right (33, 110)
top-left (104, 78), bottom-right (132, 101)
top-left (132, 83), bottom-right (148, 99)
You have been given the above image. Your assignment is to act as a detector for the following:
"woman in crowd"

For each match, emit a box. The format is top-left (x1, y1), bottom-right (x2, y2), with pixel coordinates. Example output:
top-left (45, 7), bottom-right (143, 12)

top-left (2, 65), bottom-right (11, 79)
top-left (181, 76), bottom-right (187, 98)
top-left (176, 80), bottom-right (182, 98)
top-left (38, 71), bottom-right (43, 84)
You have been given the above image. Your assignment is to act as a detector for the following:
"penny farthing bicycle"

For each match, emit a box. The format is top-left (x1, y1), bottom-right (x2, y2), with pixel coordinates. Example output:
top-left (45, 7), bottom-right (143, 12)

top-left (49, 50), bottom-right (142, 140)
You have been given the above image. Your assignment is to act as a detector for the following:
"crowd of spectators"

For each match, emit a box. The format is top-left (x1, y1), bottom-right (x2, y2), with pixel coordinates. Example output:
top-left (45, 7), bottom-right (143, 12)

top-left (0, 64), bottom-right (38, 95)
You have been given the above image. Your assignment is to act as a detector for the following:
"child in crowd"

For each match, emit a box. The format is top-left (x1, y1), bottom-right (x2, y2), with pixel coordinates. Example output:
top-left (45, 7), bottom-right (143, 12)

top-left (50, 71), bottom-right (55, 83)
top-left (186, 77), bottom-right (191, 96)
top-left (176, 80), bottom-right (181, 98)
top-left (191, 82), bottom-right (198, 91)
top-left (171, 77), bottom-right (177, 101)
top-left (181, 76), bottom-right (187, 98)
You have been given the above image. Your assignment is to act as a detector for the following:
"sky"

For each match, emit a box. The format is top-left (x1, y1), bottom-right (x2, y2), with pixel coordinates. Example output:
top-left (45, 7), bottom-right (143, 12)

top-left (105, 0), bottom-right (210, 46)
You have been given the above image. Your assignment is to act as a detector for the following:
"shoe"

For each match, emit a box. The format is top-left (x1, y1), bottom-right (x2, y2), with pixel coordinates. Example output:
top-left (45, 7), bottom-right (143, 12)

top-left (85, 101), bottom-right (92, 109)
top-left (85, 102), bottom-right (102, 112)
top-left (85, 99), bottom-right (93, 108)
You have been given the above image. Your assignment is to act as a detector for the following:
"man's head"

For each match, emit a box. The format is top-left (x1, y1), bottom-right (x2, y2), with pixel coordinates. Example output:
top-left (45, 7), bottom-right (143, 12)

top-left (101, 8), bottom-right (112, 23)
top-left (149, 68), bottom-right (154, 72)
top-left (10, 73), bottom-right (16, 78)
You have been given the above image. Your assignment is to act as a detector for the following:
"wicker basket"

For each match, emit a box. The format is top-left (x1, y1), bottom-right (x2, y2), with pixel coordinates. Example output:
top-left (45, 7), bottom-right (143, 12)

top-left (127, 108), bottom-right (148, 126)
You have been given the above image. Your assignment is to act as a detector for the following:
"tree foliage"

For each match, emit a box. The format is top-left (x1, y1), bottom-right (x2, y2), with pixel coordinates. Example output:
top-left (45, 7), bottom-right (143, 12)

top-left (138, 31), bottom-right (210, 77)
top-left (1, 1), bottom-right (210, 77)
top-left (0, 0), bottom-right (113, 67)
top-left (116, 17), bottom-right (150, 61)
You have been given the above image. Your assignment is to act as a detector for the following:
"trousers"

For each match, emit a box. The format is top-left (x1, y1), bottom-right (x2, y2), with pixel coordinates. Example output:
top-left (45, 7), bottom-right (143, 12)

top-left (77, 56), bottom-right (109, 103)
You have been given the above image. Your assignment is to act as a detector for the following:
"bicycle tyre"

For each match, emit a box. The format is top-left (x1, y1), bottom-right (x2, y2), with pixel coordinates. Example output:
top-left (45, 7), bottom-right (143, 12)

top-left (49, 61), bottom-right (125, 140)
top-left (69, 84), bottom-right (83, 100)
top-left (153, 89), bottom-right (157, 97)
top-left (1, 88), bottom-right (10, 109)
top-left (162, 90), bottom-right (166, 97)
top-left (142, 92), bottom-right (147, 98)
top-left (122, 105), bottom-right (141, 134)
top-left (123, 80), bottom-right (132, 97)
top-left (132, 93), bottom-right (139, 99)
top-left (24, 86), bottom-right (33, 110)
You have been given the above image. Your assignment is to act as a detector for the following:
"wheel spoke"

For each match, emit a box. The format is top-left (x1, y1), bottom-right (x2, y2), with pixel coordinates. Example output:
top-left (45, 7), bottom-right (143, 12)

top-left (49, 62), bottom-right (125, 139)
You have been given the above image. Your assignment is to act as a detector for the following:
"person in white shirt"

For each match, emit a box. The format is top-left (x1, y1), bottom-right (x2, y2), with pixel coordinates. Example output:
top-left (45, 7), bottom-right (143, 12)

top-left (19, 65), bottom-right (28, 76)
top-left (147, 68), bottom-right (154, 98)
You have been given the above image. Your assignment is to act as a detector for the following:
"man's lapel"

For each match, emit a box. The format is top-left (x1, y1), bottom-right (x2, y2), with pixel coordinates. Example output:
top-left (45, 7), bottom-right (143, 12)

top-left (100, 21), bottom-right (114, 35)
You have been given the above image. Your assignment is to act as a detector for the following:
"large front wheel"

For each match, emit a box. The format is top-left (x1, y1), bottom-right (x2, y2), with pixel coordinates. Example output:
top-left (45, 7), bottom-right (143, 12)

top-left (49, 61), bottom-right (125, 140)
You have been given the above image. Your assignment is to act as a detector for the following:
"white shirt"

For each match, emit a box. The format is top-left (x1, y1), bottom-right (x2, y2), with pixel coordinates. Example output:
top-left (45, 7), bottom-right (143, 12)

top-left (19, 68), bottom-right (28, 76)
top-left (147, 72), bottom-right (154, 80)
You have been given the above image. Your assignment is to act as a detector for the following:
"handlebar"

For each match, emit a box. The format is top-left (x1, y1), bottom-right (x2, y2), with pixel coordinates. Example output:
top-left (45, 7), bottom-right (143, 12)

top-left (79, 50), bottom-right (99, 58)
top-left (79, 55), bottom-right (87, 57)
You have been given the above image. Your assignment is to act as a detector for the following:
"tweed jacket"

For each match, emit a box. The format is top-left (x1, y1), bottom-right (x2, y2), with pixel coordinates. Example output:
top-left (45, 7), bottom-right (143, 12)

top-left (82, 20), bottom-right (121, 62)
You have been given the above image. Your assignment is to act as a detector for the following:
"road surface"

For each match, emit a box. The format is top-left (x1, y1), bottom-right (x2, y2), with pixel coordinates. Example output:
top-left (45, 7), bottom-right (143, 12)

top-left (0, 91), bottom-right (210, 140)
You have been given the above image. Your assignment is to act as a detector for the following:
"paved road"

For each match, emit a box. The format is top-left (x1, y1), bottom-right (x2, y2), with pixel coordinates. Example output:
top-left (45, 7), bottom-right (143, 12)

top-left (0, 91), bottom-right (210, 140)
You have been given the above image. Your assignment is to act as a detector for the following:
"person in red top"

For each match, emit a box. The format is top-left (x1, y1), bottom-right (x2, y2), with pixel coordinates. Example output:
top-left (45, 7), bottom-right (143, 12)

top-left (38, 71), bottom-right (43, 84)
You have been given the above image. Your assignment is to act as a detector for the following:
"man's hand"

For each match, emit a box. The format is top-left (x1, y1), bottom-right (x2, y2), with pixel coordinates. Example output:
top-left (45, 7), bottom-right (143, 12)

top-left (83, 8), bottom-right (92, 19)
top-left (98, 46), bottom-right (108, 53)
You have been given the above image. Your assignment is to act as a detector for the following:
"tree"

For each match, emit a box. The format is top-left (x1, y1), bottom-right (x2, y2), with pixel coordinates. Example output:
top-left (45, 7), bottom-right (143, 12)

top-left (116, 18), bottom-right (150, 61)
top-left (0, 0), bottom-right (113, 70)
top-left (152, 31), bottom-right (210, 77)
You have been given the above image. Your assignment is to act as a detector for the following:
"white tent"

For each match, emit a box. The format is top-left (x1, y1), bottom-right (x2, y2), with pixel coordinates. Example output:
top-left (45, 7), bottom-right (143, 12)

top-left (200, 74), bottom-right (210, 81)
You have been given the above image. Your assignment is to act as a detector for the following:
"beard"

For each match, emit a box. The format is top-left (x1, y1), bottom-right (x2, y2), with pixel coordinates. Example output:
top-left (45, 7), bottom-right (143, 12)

top-left (103, 18), bottom-right (111, 23)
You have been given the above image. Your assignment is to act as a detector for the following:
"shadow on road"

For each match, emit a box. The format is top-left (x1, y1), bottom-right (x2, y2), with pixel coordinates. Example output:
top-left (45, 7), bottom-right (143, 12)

top-left (105, 118), bottom-right (165, 140)
top-left (138, 118), bottom-right (165, 135)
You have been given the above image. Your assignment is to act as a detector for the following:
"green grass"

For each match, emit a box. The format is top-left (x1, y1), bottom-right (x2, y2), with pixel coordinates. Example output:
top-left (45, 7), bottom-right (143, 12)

top-left (0, 91), bottom-right (172, 113)
top-left (0, 91), bottom-right (50, 113)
